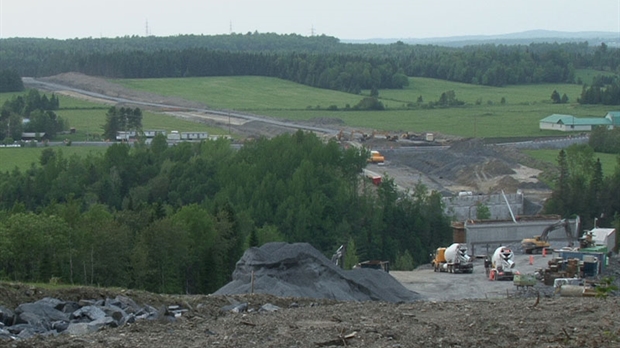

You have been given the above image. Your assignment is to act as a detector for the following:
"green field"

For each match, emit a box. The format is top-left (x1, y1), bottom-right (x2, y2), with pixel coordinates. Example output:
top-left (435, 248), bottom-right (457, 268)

top-left (0, 146), bottom-right (107, 173)
top-left (113, 76), bottom-right (362, 110)
top-left (113, 74), bottom-right (614, 138)
top-left (2, 72), bottom-right (619, 171)
top-left (523, 149), bottom-right (619, 177)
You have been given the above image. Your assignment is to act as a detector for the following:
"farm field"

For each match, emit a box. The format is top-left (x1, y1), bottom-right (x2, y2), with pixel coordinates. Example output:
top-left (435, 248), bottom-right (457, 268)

top-left (113, 76), bottom-right (362, 111)
top-left (112, 75), bottom-right (613, 138)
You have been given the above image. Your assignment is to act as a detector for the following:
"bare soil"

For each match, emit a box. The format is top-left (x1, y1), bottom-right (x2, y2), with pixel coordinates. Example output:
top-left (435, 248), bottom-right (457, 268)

top-left (13, 73), bottom-right (616, 347)
top-left (1, 282), bottom-right (619, 348)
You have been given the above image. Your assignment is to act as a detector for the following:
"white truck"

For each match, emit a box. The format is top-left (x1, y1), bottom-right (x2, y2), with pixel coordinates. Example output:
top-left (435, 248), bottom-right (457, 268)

top-left (489, 246), bottom-right (518, 281)
top-left (433, 243), bottom-right (474, 273)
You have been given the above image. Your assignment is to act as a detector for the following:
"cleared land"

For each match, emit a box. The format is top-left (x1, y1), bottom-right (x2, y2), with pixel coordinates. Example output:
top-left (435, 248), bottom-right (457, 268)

top-left (113, 75), bottom-right (612, 138)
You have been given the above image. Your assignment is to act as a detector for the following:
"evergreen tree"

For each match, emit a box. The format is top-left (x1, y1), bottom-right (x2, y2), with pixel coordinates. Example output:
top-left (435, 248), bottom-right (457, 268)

top-left (102, 107), bottom-right (120, 140)
top-left (343, 237), bottom-right (359, 270)
top-left (550, 90), bottom-right (561, 104)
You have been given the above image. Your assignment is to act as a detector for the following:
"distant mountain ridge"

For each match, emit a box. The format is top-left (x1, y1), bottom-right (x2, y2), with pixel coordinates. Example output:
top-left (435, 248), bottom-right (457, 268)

top-left (343, 30), bottom-right (620, 47)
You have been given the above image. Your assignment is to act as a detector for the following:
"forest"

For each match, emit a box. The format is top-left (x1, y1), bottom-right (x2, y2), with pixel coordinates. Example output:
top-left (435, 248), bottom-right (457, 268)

top-left (1, 34), bottom-right (618, 95)
top-left (0, 132), bottom-right (452, 293)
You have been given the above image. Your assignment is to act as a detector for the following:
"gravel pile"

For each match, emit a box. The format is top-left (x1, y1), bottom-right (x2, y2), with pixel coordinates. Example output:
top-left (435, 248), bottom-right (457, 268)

top-left (214, 242), bottom-right (421, 303)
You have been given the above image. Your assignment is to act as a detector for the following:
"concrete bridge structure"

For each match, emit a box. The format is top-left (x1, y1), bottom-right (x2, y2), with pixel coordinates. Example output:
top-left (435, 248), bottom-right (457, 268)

top-left (452, 216), bottom-right (579, 256)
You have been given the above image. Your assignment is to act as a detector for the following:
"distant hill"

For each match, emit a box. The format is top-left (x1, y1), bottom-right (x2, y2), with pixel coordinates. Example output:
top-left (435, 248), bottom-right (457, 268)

top-left (343, 30), bottom-right (620, 47)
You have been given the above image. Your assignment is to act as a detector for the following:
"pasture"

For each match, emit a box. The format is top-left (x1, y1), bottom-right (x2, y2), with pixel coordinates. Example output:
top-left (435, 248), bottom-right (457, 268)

top-left (113, 74), bottom-right (613, 138)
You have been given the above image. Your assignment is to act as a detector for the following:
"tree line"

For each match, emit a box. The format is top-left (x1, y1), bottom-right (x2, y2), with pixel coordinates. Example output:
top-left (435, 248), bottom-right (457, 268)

top-left (1, 34), bottom-right (618, 93)
top-left (578, 76), bottom-right (620, 105)
top-left (0, 132), bottom-right (452, 293)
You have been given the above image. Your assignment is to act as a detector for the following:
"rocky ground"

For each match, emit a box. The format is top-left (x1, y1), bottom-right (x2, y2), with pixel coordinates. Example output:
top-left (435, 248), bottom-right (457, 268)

top-left (0, 282), bottom-right (618, 348)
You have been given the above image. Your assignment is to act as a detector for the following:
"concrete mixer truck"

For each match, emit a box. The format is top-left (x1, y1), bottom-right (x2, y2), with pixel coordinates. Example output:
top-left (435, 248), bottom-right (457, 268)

top-left (432, 243), bottom-right (474, 273)
top-left (489, 246), bottom-right (519, 281)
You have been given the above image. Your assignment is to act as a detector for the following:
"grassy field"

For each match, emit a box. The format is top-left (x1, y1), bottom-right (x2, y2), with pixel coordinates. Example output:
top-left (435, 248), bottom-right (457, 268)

top-left (0, 146), bottom-right (107, 173)
top-left (113, 74), bottom-right (614, 138)
top-left (113, 76), bottom-right (362, 110)
top-left (523, 149), bottom-right (619, 178)
top-left (1, 71), bottom-right (618, 172)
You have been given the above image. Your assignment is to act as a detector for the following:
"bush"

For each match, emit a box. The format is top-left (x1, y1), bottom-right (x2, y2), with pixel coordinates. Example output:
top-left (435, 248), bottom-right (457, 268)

top-left (394, 250), bottom-right (415, 271)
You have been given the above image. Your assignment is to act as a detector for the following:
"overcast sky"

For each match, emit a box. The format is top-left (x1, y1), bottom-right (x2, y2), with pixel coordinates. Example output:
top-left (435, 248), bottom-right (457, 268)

top-left (1, 0), bottom-right (619, 40)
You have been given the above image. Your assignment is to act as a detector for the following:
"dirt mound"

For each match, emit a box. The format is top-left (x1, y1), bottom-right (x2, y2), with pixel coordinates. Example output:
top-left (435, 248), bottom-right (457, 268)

top-left (214, 242), bottom-right (420, 303)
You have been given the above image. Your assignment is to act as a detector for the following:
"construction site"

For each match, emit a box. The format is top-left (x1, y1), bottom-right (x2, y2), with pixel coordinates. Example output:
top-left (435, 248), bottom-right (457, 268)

top-left (4, 73), bottom-right (617, 347)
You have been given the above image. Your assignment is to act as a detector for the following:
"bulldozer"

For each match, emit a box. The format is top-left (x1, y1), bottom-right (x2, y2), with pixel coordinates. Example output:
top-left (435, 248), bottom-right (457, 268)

top-left (521, 218), bottom-right (576, 254)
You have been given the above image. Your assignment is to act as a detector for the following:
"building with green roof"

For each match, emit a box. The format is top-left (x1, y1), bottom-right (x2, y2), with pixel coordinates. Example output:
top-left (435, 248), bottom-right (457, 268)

top-left (539, 111), bottom-right (620, 132)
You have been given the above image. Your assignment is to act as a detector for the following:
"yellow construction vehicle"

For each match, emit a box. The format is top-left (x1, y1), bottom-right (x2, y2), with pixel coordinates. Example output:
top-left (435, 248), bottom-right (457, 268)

top-left (367, 150), bottom-right (385, 165)
top-left (521, 218), bottom-right (575, 254)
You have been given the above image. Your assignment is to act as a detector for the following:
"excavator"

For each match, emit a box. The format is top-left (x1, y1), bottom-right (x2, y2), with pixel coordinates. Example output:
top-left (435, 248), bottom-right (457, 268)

top-left (521, 218), bottom-right (576, 254)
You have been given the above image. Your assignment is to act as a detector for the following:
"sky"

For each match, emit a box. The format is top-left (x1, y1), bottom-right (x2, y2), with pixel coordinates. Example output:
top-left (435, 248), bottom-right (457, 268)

top-left (1, 0), bottom-right (619, 40)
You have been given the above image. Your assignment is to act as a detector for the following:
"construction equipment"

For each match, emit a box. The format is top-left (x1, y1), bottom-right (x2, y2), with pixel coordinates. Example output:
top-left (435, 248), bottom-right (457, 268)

top-left (579, 230), bottom-right (596, 249)
top-left (513, 274), bottom-right (537, 290)
top-left (432, 243), bottom-right (474, 273)
top-left (355, 260), bottom-right (390, 273)
top-left (521, 219), bottom-right (575, 254)
top-left (350, 130), bottom-right (370, 141)
top-left (367, 150), bottom-right (385, 165)
top-left (489, 246), bottom-right (518, 281)
top-left (331, 244), bottom-right (345, 268)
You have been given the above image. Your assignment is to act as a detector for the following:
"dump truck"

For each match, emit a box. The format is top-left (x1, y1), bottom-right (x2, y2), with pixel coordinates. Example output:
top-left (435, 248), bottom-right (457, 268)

top-left (432, 243), bottom-right (474, 273)
top-left (367, 150), bottom-right (385, 165)
top-left (489, 246), bottom-right (518, 281)
top-left (521, 218), bottom-right (577, 254)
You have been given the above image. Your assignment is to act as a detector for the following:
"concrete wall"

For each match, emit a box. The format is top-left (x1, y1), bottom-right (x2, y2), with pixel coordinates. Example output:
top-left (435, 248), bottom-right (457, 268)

top-left (464, 217), bottom-right (578, 256)
top-left (443, 193), bottom-right (523, 221)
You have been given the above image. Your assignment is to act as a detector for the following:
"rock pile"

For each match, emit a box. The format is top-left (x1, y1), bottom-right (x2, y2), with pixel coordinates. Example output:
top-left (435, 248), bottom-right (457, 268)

top-left (214, 242), bottom-right (421, 302)
top-left (0, 295), bottom-right (183, 341)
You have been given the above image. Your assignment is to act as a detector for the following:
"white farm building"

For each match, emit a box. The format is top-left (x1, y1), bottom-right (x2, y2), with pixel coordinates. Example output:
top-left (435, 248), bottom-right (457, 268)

top-left (539, 111), bottom-right (620, 132)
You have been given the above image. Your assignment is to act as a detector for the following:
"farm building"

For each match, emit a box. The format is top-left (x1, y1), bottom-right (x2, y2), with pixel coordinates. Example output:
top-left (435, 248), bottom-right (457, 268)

top-left (539, 111), bottom-right (620, 132)
top-left (116, 130), bottom-right (137, 141)
top-left (181, 132), bottom-right (209, 140)
top-left (143, 130), bottom-right (166, 138)
top-left (21, 132), bottom-right (47, 141)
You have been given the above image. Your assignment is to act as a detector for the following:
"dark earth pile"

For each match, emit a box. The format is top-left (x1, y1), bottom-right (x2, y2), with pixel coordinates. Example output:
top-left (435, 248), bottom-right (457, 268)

top-left (214, 242), bottom-right (421, 303)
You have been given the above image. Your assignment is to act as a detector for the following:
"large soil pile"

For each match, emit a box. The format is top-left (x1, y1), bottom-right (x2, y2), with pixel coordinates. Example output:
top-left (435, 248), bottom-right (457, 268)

top-left (214, 242), bottom-right (420, 302)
